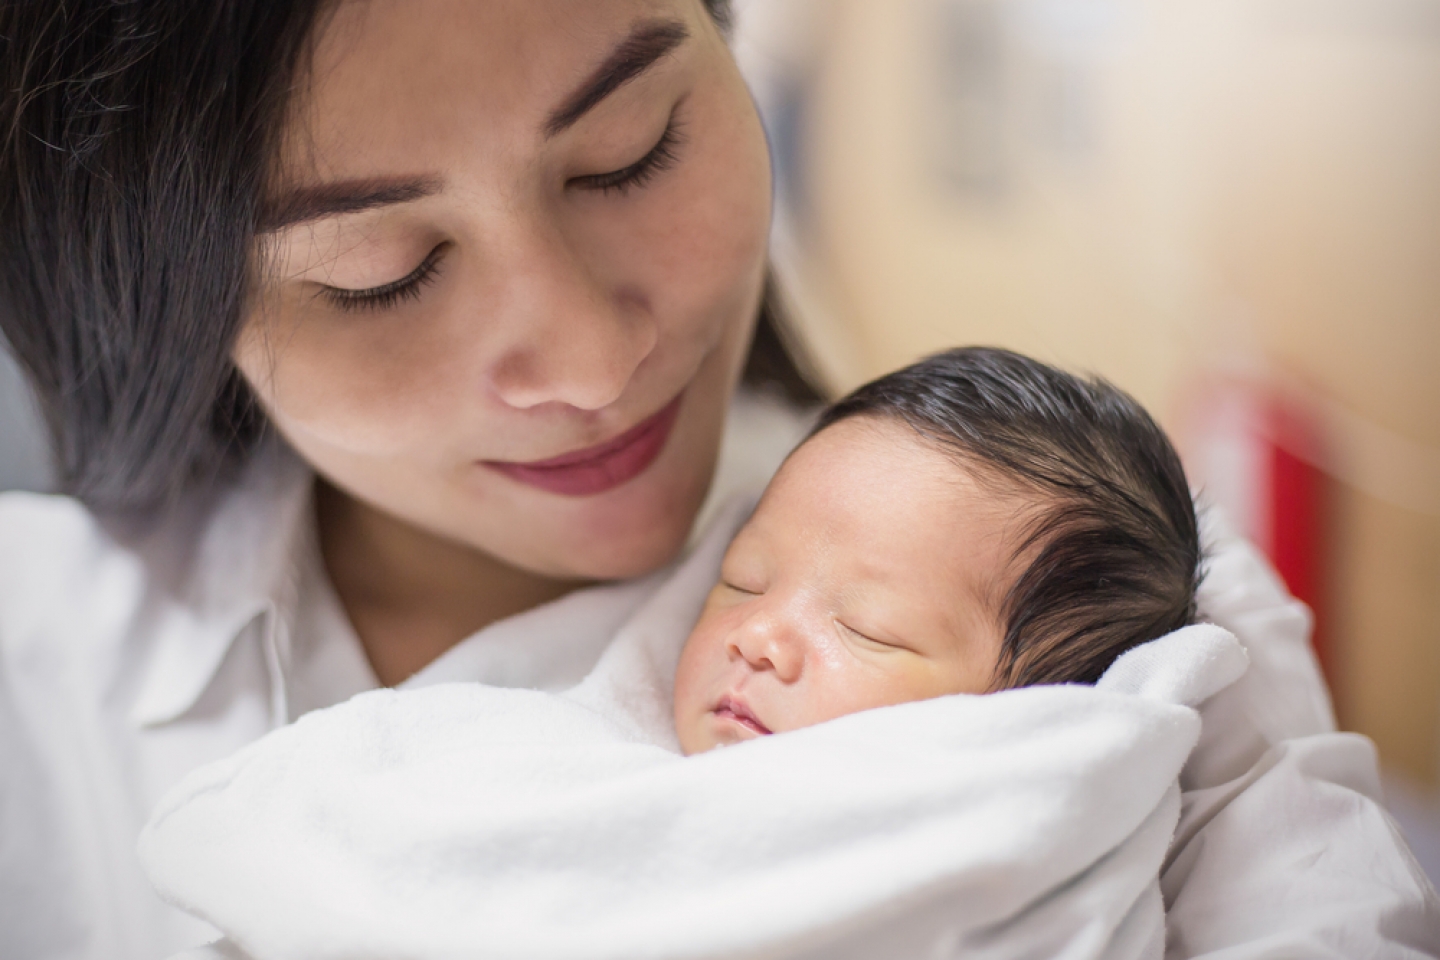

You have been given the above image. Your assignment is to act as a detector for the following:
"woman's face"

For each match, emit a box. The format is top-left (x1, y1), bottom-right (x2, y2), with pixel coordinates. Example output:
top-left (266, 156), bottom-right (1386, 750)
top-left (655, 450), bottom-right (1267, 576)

top-left (236, 0), bottom-right (771, 580)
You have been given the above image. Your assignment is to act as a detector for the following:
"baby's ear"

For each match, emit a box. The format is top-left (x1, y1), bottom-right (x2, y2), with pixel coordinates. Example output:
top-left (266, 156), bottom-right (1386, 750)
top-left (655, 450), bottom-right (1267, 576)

top-left (1096, 624), bottom-right (1249, 707)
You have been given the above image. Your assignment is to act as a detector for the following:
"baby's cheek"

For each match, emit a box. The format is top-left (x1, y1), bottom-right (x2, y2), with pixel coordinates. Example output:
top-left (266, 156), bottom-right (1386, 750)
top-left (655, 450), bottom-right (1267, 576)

top-left (671, 650), bottom-right (704, 746)
top-left (671, 623), bottom-right (726, 754)
top-left (802, 656), bottom-right (954, 726)
top-left (668, 650), bottom-right (702, 716)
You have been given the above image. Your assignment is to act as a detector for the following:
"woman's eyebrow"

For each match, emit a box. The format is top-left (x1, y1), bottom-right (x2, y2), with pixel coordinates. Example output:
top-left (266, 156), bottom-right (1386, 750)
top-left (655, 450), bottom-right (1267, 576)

top-left (260, 19), bottom-right (690, 231)
top-left (261, 176), bottom-right (443, 232)
top-left (544, 19), bottom-right (690, 138)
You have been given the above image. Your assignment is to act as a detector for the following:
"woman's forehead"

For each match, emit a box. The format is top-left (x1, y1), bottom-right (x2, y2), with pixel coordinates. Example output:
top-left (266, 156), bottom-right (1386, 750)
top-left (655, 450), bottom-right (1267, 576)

top-left (280, 0), bottom-right (704, 177)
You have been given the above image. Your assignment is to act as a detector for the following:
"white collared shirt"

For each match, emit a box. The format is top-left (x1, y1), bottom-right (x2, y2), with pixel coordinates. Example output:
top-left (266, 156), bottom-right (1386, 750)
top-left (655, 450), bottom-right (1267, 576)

top-left (1, 393), bottom-right (1436, 959)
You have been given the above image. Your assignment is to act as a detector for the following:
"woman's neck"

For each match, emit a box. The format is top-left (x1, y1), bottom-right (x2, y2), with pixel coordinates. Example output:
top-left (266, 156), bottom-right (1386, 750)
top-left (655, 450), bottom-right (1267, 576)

top-left (314, 480), bottom-right (587, 687)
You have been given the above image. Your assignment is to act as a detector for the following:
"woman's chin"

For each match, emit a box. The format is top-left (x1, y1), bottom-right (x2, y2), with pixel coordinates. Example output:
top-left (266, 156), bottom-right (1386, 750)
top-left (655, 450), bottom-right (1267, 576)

top-left (504, 406), bottom-right (725, 581)
top-left (545, 466), bottom-right (715, 580)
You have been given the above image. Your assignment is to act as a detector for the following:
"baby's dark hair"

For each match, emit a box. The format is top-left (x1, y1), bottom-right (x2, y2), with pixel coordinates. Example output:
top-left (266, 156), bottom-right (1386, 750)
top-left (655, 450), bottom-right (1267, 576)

top-left (814, 347), bottom-right (1201, 689)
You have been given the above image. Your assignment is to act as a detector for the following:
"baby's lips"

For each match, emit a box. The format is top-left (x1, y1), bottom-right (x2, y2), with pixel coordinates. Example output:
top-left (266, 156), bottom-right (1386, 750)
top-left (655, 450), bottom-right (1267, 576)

top-left (714, 694), bottom-right (772, 736)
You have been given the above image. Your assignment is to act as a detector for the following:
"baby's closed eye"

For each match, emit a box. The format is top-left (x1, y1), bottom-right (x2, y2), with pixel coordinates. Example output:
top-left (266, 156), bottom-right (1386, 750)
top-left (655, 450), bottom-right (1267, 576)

top-left (837, 620), bottom-right (916, 654)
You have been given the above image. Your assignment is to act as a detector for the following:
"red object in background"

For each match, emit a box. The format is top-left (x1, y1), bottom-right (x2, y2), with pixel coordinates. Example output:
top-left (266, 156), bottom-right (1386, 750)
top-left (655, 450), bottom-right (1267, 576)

top-left (1184, 383), bottom-right (1333, 693)
top-left (1264, 402), bottom-right (1331, 687)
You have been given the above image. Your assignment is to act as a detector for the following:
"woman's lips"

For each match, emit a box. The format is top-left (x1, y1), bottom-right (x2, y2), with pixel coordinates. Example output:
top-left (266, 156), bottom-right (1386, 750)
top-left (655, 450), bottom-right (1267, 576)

top-left (482, 394), bottom-right (683, 497)
top-left (714, 695), bottom-right (771, 736)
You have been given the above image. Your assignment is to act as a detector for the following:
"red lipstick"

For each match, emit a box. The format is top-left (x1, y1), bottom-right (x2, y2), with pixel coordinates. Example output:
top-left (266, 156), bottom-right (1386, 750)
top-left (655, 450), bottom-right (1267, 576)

top-left (483, 394), bottom-right (682, 497)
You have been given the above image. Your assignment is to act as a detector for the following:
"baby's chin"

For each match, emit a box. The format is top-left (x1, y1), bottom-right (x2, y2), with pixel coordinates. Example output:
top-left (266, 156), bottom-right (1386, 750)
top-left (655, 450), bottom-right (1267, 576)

top-left (675, 705), bottom-right (727, 756)
top-left (675, 700), bottom-right (785, 756)
top-left (675, 713), bottom-right (715, 756)
top-left (673, 707), bottom-right (752, 756)
top-left (676, 729), bottom-right (711, 756)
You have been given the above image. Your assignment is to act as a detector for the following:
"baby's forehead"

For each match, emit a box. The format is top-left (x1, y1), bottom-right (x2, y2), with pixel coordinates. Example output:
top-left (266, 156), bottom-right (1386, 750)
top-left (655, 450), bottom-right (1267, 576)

top-left (779, 417), bottom-right (1035, 519)
top-left (756, 419), bottom-right (1036, 588)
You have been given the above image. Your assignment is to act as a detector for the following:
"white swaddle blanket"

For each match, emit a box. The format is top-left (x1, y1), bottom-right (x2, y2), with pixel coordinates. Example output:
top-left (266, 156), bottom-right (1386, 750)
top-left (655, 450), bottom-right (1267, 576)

top-left (139, 501), bottom-right (1249, 960)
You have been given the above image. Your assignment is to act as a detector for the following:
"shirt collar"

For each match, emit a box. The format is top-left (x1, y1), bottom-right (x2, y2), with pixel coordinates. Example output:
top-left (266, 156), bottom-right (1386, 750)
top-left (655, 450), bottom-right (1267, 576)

top-left (131, 442), bottom-right (315, 728)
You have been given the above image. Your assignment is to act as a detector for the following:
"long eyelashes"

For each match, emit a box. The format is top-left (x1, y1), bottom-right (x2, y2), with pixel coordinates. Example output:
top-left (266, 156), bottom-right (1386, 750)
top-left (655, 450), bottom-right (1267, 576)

top-left (317, 114), bottom-right (685, 313)
top-left (573, 115), bottom-right (687, 196)
top-left (320, 244), bottom-right (447, 313)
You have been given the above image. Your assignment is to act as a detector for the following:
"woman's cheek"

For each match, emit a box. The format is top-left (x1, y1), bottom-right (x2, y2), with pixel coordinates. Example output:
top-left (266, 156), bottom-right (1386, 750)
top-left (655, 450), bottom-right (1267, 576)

top-left (664, 99), bottom-right (771, 323)
top-left (582, 77), bottom-right (771, 365)
top-left (237, 283), bottom-right (472, 457)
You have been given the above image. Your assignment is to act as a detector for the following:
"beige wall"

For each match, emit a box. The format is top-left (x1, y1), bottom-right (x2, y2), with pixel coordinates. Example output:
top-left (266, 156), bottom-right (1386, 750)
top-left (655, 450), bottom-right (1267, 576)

top-left (1199, 2), bottom-right (1440, 783)
top-left (773, 0), bottom-right (1440, 783)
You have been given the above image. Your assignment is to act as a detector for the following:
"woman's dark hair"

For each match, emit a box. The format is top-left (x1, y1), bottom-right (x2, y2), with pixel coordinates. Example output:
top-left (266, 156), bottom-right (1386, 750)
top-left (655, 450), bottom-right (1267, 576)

top-left (0, 0), bottom-right (811, 513)
top-left (815, 347), bottom-right (1201, 689)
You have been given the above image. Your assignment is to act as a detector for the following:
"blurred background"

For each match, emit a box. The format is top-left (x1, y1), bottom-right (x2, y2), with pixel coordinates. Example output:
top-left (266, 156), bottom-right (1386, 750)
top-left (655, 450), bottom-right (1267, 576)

top-left (728, 0), bottom-right (1440, 875)
top-left (1, 0), bottom-right (1436, 878)
top-left (0, 346), bottom-right (48, 494)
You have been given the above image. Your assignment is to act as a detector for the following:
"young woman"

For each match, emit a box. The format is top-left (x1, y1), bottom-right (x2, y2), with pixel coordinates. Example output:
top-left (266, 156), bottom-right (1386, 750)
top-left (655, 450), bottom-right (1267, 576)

top-left (0, 1), bottom-right (1434, 957)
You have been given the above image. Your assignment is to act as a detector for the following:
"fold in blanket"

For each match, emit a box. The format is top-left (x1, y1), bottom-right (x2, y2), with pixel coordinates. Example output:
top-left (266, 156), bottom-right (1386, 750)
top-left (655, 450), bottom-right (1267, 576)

top-left (139, 503), bottom-right (1249, 960)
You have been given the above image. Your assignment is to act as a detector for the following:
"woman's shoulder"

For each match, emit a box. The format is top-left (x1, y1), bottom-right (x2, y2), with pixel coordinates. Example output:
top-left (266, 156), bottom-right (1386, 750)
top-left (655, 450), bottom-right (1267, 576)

top-left (0, 446), bottom-right (313, 670)
top-left (0, 490), bottom-right (178, 743)
top-left (1194, 504), bottom-right (1335, 736)
top-left (0, 487), bottom-right (104, 551)
top-left (0, 496), bottom-right (219, 719)
top-left (0, 490), bottom-right (148, 637)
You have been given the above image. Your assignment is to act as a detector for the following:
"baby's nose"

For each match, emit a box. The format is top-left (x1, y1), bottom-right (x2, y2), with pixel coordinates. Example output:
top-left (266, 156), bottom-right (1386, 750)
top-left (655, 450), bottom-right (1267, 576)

top-left (728, 610), bottom-right (805, 683)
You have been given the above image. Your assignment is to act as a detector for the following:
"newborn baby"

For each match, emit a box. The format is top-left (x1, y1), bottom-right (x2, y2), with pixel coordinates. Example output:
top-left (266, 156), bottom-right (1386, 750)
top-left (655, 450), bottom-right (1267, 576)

top-left (142, 346), bottom-right (1232, 960)
top-left (675, 345), bottom-right (1201, 753)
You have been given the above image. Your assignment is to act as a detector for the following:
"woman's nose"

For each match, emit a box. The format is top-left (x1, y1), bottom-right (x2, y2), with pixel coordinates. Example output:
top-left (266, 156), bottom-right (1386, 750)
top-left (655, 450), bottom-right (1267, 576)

top-left (727, 609), bottom-right (805, 683)
top-left (484, 224), bottom-right (658, 412)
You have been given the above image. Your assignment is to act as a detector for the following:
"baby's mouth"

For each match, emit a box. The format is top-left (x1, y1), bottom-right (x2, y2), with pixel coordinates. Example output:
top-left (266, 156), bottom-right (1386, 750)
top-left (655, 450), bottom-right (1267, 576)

top-left (714, 695), bottom-right (772, 736)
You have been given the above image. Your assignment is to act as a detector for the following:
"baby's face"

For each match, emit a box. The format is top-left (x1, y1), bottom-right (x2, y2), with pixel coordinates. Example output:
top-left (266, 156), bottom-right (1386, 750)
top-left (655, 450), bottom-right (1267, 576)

top-left (674, 417), bottom-right (1025, 754)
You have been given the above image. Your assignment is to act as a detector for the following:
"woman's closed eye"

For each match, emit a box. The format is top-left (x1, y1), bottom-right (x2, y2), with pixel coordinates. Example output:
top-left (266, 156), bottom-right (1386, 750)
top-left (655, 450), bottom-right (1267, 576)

top-left (570, 110), bottom-right (687, 196)
top-left (319, 243), bottom-right (448, 313)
